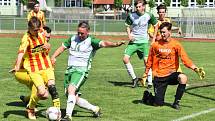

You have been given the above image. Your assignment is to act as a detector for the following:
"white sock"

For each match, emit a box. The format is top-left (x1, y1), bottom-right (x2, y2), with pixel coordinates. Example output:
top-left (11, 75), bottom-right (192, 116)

top-left (76, 97), bottom-right (97, 112)
top-left (148, 68), bottom-right (153, 85)
top-left (125, 63), bottom-right (136, 79)
top-left (66, 94), bottom-right (76, 116)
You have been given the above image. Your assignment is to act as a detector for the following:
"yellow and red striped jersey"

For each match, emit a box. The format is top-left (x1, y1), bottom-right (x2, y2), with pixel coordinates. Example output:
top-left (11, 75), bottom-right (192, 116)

top-left (27, 10), bottom-right (46, 25)
top-left (18, 32), bottom-right (52, 72)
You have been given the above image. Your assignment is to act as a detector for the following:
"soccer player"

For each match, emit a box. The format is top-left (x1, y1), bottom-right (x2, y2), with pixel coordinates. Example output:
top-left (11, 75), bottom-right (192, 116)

top-left (27, 1), bottom-right (46, 27)
top-left (13, 17), bottom-right (60, 119)
top-left (143, 22), bottom-right (205, 110)
top-left (51, 21), bottom-right (125, 121)
top-left (123, 0), bottom-right (158, 88)
top-left (148, 4), bottom-right (182, 41)
top-left (10, 26), bottom-right (52, 105)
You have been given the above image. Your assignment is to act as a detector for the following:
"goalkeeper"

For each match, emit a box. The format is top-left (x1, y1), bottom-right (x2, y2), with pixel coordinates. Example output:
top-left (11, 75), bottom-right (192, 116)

top-left (143, 22), bottom-right (205, 110)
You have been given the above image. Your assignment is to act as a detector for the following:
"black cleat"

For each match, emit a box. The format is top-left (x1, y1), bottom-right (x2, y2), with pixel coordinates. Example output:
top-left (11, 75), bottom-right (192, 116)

top-left (172, 102), bottom-right (180, 110)
top-left (20, 95), bottom-right (29, 106)
top-left (132, 78), bottom-right (139, 88)
top-left (61, 115), bottom-right (72, 121)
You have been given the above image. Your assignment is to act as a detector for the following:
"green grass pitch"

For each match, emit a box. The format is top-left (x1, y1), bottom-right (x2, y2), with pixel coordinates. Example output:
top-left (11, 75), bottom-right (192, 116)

top-left (0, 37), bottom-right (214, 121)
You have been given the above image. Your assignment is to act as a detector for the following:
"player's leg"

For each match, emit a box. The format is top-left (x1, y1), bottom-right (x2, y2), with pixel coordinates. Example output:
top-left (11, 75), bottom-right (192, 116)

top-left (64, 68), bottom-right (87, 120)
top-left (45, 68), bottom-right (61, 108)
top-left (27, 72), bottom-right (49, 119)
top-left (169, 72), bottom-right (187, 110)
top-left (141, 43), bottom-right (153, 87)
top-left (153, 77), bottom-right (168, 106)
top-left (15, 70), bottom-right (32, 104)
top-left (76, 96), bottom-right (101, 117)
top-left (123, 43), bottom-right (138, 88)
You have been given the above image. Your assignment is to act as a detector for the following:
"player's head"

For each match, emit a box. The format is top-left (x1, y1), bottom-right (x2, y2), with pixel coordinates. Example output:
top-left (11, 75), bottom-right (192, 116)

top-left (77, 21), bottom-right (90, 41)
top-left (43, 26), bottom-right (51, 42)
top-left (157, 4), bottom-right (167, 20)
top-left (28, 16), bottom-right (41, 36)
top-left (33, 1), bottom-right (40, 13)
top-left (134, 0), bottom-right (147, 13)
top-left (159, 22), bottom-right (172, 41)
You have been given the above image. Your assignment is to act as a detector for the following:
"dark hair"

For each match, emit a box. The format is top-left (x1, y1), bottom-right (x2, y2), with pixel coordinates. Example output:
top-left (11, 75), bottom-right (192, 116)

top-left (134, 0), bottom-right (147, 6)
top-left (78, 21), bottom-right (90, 30)
top-left (159, 22), bottom-right (172, 30)
top-left (43, 26), bottom-right (51, 33)
top-left (28, 16), bottom-right (41, 29)
top-left (156, 4), bottom-right (167, 12)
top-left (34, 1), bottom-right (40, 6)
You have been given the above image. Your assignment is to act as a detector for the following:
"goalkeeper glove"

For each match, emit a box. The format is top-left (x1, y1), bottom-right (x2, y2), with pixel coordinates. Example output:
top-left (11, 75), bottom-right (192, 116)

top-left (140, 73), bottom-right (147, 87)
top-left (194, 67), bottom-right (205, 80)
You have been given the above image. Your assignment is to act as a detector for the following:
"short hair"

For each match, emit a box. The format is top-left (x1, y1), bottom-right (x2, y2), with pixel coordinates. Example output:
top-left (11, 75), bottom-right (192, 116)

top-left (159, 22), bottom-right (172, 31)
top-left (156, 4), bottom-right (167, 12)
top-left (43, 26), bottom-right (51, 33)
top-left (28, 16), bottom-right (41, 29)
top-left (134, 0), bottom-right (147, 6)
top-left (34, 1), bottom-right (40, 6)
top-left (78, 21), bottom-right (90, 30)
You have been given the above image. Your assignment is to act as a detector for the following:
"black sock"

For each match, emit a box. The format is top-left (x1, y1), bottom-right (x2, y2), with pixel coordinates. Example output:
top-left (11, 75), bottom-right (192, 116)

top-left (174, 84), bottom-right (186, 103)
top-left (48, 85), bottom-right (59, 100)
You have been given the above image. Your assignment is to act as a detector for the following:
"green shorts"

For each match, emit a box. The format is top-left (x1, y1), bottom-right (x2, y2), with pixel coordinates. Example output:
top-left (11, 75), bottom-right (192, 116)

top-left (64, 66), bottom-right (88, 93)
top-left (124, 42), bottom-right (149, 59)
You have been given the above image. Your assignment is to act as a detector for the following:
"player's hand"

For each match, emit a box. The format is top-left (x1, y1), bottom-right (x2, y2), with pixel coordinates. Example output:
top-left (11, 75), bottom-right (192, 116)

top-left (8, 68), bottom-right (15, 73)
top-left (128, 34), bottom-right (134, 42)
top-left (42, 43), bottom-right (51, 50)
top-left (194, 67), bottom-right (205, 80)
top-left (140, 73), bottom-right (147, 87)
top-left (51, 57), bottom-right (56, 66)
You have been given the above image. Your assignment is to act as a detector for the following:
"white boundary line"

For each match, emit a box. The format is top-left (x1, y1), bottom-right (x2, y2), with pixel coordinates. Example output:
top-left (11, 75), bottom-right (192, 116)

top-left (172, 108), bottom-right (215, 121)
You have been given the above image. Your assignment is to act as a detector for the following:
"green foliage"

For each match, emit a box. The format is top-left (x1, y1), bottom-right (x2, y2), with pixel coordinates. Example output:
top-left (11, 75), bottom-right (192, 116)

top-left (114, 0), bottom-right (123, 9)
top-left (181, 0), bottom-right (188, 7)
top-left (83, 0), bottom-right (92, 8)
top-left (196, 0), bottom-right (206, 6)
top-left (148, 0), bottom-right (156, 11)
top-left (21, 0), bottom-right (28, 5)
top-left (54, 0), bottom-right (61, 7)
top-left (163, 0), bottom-right (171, 6)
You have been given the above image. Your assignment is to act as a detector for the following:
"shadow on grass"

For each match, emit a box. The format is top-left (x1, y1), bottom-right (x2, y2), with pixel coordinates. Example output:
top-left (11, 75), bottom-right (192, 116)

top-left (132, 99), bottom-right (192, 109)
top-left (185, 84), bottom-right (215, 101)
top-left (6, 101), bottom-right (46, 107)
top-left (61, 109), bottom-right (93, 118)
top-left (3, 109), bottom-right (46, 119)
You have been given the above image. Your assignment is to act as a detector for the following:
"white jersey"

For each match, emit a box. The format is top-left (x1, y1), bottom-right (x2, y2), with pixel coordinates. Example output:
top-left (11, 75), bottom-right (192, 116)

top-left (125, 12), bottom-right (157, 43)
top-left (63, 35), bottom-right (101, 68)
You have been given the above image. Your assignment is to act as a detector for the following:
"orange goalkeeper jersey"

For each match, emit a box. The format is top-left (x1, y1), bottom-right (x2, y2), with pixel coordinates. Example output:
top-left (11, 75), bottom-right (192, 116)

top-left (18, 32), bottom-right (52, 72)
top-left (145, 38), bottom-right (194, 77)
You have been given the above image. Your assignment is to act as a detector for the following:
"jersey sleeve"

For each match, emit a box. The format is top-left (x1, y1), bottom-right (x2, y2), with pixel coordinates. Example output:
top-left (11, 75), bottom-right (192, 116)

top-left (41, 11), bottom-right (46, 25)
top-left (63, 36), bottom-right (74, 48)
top-left (90, 36), bottom-right (102, 50)
top-left (18, 34), bottom-right (29, 54)
top-left (125, 13), bottom-right (132, 26)
top-left (149, 13), bottom-right (158, 26)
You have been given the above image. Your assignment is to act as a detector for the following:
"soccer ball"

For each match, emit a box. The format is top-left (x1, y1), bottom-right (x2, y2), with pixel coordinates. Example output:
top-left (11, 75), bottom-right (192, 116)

top-left (46, 107), bottom-right (61, 121)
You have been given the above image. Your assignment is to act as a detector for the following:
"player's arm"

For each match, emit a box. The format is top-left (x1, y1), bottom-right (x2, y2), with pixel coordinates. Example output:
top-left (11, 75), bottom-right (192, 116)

top-left (125, 14), bottom-right (133, 41)
top-left (15, 53), bottom-right (24, 71)
top-left (178, 43), bottom-right (205, 79)
top-left (149, 13), bottom-right (159, 44)
top-left (51, 45), bottom-right (66, 65)
top-left (100, 41), bottom-right (125, 48)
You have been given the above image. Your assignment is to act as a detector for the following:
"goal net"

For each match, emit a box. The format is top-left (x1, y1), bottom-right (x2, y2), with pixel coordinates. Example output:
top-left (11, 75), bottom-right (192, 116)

top-left (181, 7), bottom-right (215, 39)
